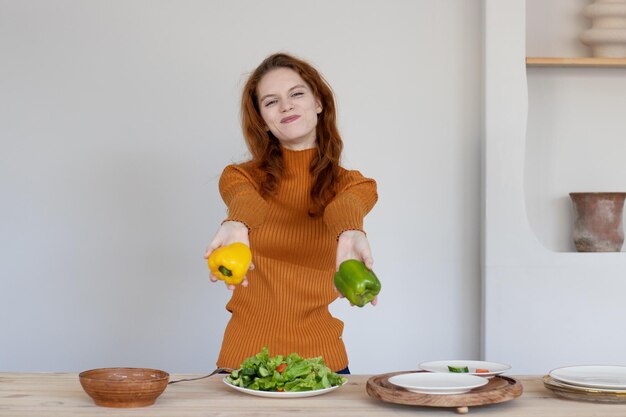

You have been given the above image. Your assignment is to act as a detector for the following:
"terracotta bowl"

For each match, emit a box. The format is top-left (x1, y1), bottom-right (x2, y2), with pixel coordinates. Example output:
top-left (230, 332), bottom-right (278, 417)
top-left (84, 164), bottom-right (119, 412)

top-left (79, 367), bottom-right (169, 408)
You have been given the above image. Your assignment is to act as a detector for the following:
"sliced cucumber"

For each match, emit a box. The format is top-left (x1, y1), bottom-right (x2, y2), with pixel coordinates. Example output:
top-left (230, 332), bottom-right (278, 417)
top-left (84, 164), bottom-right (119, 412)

top-left (447, 365), bottom-right (469, 373)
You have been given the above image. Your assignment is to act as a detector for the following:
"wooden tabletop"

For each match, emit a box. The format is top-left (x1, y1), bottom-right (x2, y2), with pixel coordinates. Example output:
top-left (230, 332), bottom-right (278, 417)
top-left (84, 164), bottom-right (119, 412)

top-left (2, 373), bottom-right (626, 416)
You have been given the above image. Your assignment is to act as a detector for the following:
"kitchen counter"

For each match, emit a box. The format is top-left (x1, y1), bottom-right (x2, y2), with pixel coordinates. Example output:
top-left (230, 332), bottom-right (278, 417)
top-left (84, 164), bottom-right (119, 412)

top-left (1, 373), bottom-right (626, 416)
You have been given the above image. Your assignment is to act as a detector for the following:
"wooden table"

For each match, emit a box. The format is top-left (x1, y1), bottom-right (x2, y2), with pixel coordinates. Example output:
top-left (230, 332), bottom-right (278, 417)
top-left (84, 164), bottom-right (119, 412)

top-left (2, 373), bottom-right (626, 416)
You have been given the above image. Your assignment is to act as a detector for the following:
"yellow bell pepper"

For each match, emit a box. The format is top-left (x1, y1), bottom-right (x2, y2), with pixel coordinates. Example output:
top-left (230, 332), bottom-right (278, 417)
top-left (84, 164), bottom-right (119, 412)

top-left (207, 242), bottom-right (252, 285)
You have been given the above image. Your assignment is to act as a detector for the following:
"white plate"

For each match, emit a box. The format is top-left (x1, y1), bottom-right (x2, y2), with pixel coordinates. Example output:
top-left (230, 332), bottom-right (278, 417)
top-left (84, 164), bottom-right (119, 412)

top-left (545, 375), bottom-right (626, 394)
top-left (419, 360), bottom-right (511, 378)
top-left (549, 365), bottom-right (626, 389)
top-left (222, 377), bottom-right (346, 398)
top-left (388, 372), bottom-right (488, 395)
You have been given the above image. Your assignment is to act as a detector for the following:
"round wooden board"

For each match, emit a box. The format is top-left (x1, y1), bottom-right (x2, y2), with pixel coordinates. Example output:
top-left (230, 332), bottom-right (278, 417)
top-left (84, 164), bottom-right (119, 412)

top-left (366, 371), bottom-right (523, 413)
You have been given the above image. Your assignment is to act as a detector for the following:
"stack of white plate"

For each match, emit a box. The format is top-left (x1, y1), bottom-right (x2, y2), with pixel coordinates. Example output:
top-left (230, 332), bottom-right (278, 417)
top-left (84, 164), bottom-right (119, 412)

top-left (545, 365), bottom-right (626, 403)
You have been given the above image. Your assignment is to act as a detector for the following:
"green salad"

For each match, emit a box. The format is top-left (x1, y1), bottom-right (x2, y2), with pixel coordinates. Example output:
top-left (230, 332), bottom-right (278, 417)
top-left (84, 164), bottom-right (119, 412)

top-left (226, 347), bottom-right (347, 392)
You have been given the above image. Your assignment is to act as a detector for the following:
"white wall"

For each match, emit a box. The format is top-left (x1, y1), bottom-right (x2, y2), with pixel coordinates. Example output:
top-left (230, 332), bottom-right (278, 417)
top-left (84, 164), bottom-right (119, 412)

top-left (483, 0), bottom-right (626, 375)
top-left (525, 0), bottom-right (626, 252)
top-left (0, 1), bottom-right (483, 373)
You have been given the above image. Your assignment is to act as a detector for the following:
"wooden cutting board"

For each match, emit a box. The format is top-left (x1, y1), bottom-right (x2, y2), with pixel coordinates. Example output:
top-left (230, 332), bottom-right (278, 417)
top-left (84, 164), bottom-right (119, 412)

top-left (366, 371), bottom-right (523, 414)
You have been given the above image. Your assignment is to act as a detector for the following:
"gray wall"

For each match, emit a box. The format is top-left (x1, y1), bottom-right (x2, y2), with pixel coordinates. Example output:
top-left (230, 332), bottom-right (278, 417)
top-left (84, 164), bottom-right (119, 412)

top-left (0, 0), bottom-right (482, 373)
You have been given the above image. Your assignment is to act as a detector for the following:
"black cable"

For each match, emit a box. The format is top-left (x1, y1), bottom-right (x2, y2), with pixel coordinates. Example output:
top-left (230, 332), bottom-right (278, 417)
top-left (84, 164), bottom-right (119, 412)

top-left (168, 368), bottom-right (233, 385)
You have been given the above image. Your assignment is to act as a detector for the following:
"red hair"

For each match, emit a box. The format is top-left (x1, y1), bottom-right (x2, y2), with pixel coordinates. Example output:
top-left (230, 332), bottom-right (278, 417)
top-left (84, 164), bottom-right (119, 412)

top-left (240, 53), bottom-right (343, 217)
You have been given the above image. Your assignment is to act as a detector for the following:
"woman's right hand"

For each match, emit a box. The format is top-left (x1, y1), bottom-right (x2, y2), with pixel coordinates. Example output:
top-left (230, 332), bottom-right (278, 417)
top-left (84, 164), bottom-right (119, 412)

top-left (204, 221), bottom-right (253, 290)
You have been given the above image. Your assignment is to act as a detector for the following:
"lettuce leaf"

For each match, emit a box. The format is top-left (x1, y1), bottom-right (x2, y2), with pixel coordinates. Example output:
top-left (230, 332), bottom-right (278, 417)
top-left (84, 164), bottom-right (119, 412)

top-left (226, 347), bottom-right (347, 392)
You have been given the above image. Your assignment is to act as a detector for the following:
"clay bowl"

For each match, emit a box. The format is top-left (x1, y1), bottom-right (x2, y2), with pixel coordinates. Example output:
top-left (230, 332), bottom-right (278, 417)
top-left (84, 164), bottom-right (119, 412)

top-left (79, 367), bottom-right (169, 408)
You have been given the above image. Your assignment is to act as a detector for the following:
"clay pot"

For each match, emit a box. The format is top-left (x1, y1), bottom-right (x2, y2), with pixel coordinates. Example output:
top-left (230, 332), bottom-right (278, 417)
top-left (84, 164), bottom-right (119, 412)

top-left (569, 192), bottom-right (626, 252)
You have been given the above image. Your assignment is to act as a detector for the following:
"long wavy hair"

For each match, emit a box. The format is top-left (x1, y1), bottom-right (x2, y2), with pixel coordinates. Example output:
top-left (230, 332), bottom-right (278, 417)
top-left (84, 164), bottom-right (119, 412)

top-left (241, 52), bottom-right (343, 217)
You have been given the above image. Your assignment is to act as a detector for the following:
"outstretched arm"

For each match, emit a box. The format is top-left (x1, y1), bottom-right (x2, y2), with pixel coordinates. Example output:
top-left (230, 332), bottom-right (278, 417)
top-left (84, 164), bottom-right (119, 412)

top-left (324, 170), bottom-right (378, 306)
top-left (205, 164), bottom-right (267, 290)
top-left (323, 171), bottom-right (378, 239)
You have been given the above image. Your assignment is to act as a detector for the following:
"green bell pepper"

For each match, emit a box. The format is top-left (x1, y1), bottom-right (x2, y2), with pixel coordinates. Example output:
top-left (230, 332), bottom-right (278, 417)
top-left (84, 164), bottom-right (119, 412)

top-left (333, 259), bottom-right (381, 307)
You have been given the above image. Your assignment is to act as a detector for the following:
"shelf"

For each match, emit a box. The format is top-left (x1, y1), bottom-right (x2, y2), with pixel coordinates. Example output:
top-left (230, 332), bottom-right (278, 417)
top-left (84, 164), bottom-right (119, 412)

top-left (526, 57), bottom-right (626, 67)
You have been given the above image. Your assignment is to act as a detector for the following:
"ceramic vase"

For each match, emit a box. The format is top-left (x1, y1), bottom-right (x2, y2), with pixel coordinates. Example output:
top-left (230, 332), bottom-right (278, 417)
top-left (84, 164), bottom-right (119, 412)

top-left (580, 0), bottom-right (626, 57)
top-left (569, 192), bottom-right (626, 252)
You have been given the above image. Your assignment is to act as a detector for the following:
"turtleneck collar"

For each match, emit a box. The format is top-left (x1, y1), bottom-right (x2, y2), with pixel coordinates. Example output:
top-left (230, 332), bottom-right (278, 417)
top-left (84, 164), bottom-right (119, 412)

top-left (281, 145), bottom-right (317, 172)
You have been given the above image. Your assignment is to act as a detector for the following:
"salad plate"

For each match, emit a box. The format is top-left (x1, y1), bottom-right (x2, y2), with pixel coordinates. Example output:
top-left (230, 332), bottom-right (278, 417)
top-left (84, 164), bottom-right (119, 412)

top-left (388, 372), bottom-right (488, 395)
top-left (222, 346), bottom-right (347, 398)
top-left (419, 360), bottom-right (511, 378)
top-left (223, 378), bottom-right (347, 398)
top-left (549, 365), bottom-right (626, 389)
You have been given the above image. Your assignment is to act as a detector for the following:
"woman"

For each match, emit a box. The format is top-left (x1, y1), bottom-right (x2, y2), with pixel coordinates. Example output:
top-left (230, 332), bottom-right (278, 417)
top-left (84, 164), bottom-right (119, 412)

top-left (205, 53), bottom-right (377, 373)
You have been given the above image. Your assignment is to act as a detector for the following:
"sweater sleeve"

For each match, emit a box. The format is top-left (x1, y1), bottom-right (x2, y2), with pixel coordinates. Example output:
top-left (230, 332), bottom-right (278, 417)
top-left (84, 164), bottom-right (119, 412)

top-left (218, 164), bottom-right (269, 231)
top-left (323, 169), bottom-right (378, 238)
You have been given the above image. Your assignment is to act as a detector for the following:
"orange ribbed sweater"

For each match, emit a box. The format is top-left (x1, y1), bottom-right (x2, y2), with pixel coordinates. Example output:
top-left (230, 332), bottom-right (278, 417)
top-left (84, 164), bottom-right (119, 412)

top-left (215, 147), bottom-right (377, 371)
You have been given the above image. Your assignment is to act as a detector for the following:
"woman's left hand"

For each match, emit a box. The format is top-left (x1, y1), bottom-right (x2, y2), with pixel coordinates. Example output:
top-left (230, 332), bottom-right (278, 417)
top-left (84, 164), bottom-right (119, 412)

top-left (335, 230), bottom-right (377, 306)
